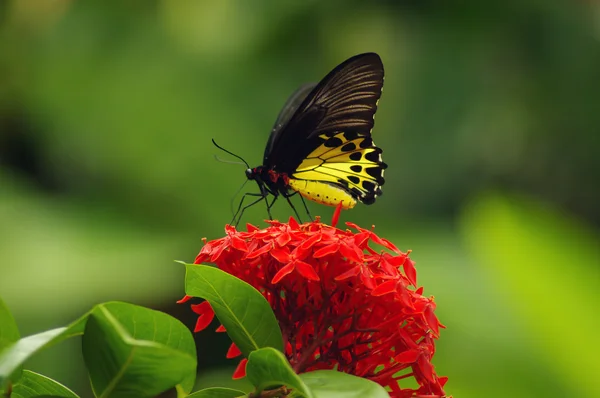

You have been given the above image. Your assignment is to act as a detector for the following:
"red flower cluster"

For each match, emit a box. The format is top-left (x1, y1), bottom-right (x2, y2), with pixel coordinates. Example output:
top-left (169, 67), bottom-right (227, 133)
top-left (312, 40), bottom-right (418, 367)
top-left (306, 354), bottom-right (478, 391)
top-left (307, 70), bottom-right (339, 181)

top-left (182, 206), bottom-right (448, 397)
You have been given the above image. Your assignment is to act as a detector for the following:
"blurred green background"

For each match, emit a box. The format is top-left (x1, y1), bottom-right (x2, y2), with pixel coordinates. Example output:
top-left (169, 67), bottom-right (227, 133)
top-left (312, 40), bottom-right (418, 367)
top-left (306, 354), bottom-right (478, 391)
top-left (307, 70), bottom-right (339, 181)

top-left (1, 1), bottom-right (599, 397)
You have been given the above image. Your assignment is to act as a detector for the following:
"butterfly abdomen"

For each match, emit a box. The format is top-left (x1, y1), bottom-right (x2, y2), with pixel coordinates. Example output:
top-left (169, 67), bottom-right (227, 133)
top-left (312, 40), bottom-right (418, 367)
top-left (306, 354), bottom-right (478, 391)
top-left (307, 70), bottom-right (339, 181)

top-left (287, 179), bottom-right (357, 209)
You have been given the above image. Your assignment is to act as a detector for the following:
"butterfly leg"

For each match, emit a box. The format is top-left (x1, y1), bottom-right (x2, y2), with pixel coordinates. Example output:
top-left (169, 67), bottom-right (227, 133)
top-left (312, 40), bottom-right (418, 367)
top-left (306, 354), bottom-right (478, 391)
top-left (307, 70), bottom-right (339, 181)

top-left (266, 195), bottom-right (277, 219)
top-left (298, 194), bottom-right (313, 221)
top-left (232, 192), bottom-right (266, 227)
top-left (281, 191), bottom-right (303, 223)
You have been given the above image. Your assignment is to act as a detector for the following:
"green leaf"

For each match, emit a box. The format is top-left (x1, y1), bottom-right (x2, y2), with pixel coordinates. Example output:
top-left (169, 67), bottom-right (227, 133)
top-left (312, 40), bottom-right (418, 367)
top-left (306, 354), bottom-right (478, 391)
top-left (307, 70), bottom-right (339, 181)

top-left (82, 301), bottom-right (197, 398)
top-left (186, 387), bottom-right (247, 398)
top-left (184, 264), bottom-right (284, 356)
top-left (0, 296), bottom-right (21, 393)
top-left (246, 347), bottom-right (312, 398)
top-left (0, 297), bottom-right (20, 350)
top-left (300, 370), bottom-right (390, 398)
top-left (0, 316), bottom-right (86, 390)
top-left (9, 370), bottom-right (79, 398)
top-left (460, 194), bottom-right (600, 398)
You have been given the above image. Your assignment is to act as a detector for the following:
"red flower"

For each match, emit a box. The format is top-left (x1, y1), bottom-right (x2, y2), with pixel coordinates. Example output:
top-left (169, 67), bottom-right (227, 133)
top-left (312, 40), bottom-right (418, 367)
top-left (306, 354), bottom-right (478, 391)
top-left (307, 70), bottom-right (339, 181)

top-left (182, 204), bottom-right (448, 397)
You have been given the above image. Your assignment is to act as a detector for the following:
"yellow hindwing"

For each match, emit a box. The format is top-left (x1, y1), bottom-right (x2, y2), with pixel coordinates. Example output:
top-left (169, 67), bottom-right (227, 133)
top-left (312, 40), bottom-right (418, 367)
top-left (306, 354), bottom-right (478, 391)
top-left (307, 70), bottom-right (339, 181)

top-left (289, 131), bottom-right (386, 204)
top-left (287, 179), bottom-right (357, 209)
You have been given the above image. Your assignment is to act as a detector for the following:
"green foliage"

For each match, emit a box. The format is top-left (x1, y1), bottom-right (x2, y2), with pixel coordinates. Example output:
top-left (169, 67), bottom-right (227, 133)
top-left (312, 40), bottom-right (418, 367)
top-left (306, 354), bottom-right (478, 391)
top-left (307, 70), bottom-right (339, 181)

top-left (0, 297), bottom-right (19, 352)
top-left (186, 387), bottom-right (246, 398)
top-left (0, 301), bottom-right (197, 398)
top-left (9, 370), bottom-right (78, 398)
top-left (244, 348), bottom-right (390, 398)
top-left (0, 317), bottom-right (86, 391)
top-left (184, 263), bottom-right (284, 355)
top-left (1, 271), bottom-right (392, 397)
top-left (246, 348), bottom-right (312, 398)
top-left (82, 303), bottom-right (197, 397)
top-left (300, 370), bottom-right (390, 398)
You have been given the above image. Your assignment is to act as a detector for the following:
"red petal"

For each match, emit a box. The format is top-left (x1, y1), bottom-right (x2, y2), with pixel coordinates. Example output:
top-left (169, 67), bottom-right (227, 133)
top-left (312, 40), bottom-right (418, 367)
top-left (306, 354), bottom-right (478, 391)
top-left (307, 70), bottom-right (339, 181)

top-left (225, 225), bottom-right (237, 233)
top-left (369, 232), bottom-right (401, 254)
top-left (403, 258), bottom-right (417, 286)
top-left (300, 233), bottom-right (322, 250)
top-left (345, 221), bottom-right (364, 232)
top-left (388, 381), bottom-right (402, 394)
top-left (193, 310), bottom-right (215, 332)
top-left (295, 260), bottom-right (320, 281)
top-left (176, 295), bottom-right (192, 304)
top-left (314, 243), bottom-right (339, 258)
top-left (191, 300), bottom-right (212, 315)
top-left (276, 231), bottom-right (291, 246)
top-left (394, 349), bottom-right (420, 363)
top-left (226, 342), bottom-right (242, 358)
top-left (339, 242), bottom-right (362, 263)
top-left (360, 269), bottom-right (377, 289)
top-left (215, 324), bottom-right (227, 332)
top-left (292, 244), bottom-right (311, 261)
top-left (246, 223), bottom-right (259, 232)
top-left (398, 328), bottom-right (419, 349)
top-left (379, 255), bottom-right (396, 274)
top-left (417, 354), bottom-right (436, 383)
top-left (334, 265), bottom-right (361, 281)
top-left (246, 243), bottom-right (271, 259)
top-left (354, 232), bottom-right (370, 247)
top-left (425, 304), bottom-right (440, 336)
top-left (191, 302), bottom-right (214, 332)
top-left (331, 201), bottom-right (343, 228)
top-left (396, 284), bottom-right (414, 308)
top-left (210, 243), bottom-right (227, 262)
top-left (230, 235), bottom-right (248, 251)
top-left (232, 358), bottom-right (248, 379)
top-left (288, 216), bottom-right (300, 230)
top-left (271, 262), bottom-right (296, 284)
top-left (270, 247), bottom-right (291, 263)
top-left (384, 252), bottom-right (408, 267)
top-left (371, 280), bottom-right (397, 296)
top-left (194, 253), bottom-right (209, 264)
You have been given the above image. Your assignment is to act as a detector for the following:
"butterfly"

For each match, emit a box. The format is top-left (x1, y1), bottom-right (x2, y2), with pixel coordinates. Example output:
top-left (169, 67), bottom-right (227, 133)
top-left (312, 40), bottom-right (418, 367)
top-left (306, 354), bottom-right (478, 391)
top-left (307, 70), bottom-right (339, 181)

top-left (216, 52), bottom-right (387, 226)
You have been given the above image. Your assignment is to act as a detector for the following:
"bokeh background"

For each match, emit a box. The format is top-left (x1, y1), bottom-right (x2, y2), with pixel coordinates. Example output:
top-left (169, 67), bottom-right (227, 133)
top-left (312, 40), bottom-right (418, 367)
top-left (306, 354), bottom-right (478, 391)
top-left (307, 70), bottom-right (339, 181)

top-left (1, 1), bottom-right (599, 397)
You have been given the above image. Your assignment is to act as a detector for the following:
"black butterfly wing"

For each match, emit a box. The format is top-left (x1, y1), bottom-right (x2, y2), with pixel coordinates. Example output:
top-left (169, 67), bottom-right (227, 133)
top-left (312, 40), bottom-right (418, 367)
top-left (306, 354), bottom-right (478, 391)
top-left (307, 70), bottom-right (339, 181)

top-left (264, 53), bottom-right (386, 205)
top-left (264, 82), bottom-right (317, 161)
top-left (264, 53), bottom-right (384, 167)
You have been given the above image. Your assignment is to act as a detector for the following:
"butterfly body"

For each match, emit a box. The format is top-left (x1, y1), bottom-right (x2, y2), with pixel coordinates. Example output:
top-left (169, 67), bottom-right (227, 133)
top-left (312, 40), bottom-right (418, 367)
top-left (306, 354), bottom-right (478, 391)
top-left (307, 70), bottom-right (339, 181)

top-left (245, 166), bottom-right (290, 197)
top-left (237, 53), bottom-right (387, 224)
top-left (246, 164), bottom-right (358, 210)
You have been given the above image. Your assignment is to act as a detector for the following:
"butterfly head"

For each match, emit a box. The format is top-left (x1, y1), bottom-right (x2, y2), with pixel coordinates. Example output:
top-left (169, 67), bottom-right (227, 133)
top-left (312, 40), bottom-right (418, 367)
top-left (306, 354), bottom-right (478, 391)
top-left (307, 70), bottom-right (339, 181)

top-left (245, 167), bottom-right (257, 180)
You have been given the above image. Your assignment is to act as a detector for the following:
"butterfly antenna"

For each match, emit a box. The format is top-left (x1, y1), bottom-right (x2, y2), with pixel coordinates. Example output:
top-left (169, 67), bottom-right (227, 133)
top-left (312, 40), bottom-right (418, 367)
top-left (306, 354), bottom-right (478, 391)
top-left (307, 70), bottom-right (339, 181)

top-left (230, 179), bottom-right (249, 216)
top-left (214, 155), bottom-right (247, 166)
top-left (212, 139), bottom-right (250, 169)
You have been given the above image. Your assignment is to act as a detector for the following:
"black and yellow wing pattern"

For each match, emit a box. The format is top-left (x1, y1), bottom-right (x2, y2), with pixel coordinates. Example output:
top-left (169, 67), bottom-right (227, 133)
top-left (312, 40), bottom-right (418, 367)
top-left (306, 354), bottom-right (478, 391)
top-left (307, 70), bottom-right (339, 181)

top-left (263, 52), bottom-right (387, 209)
